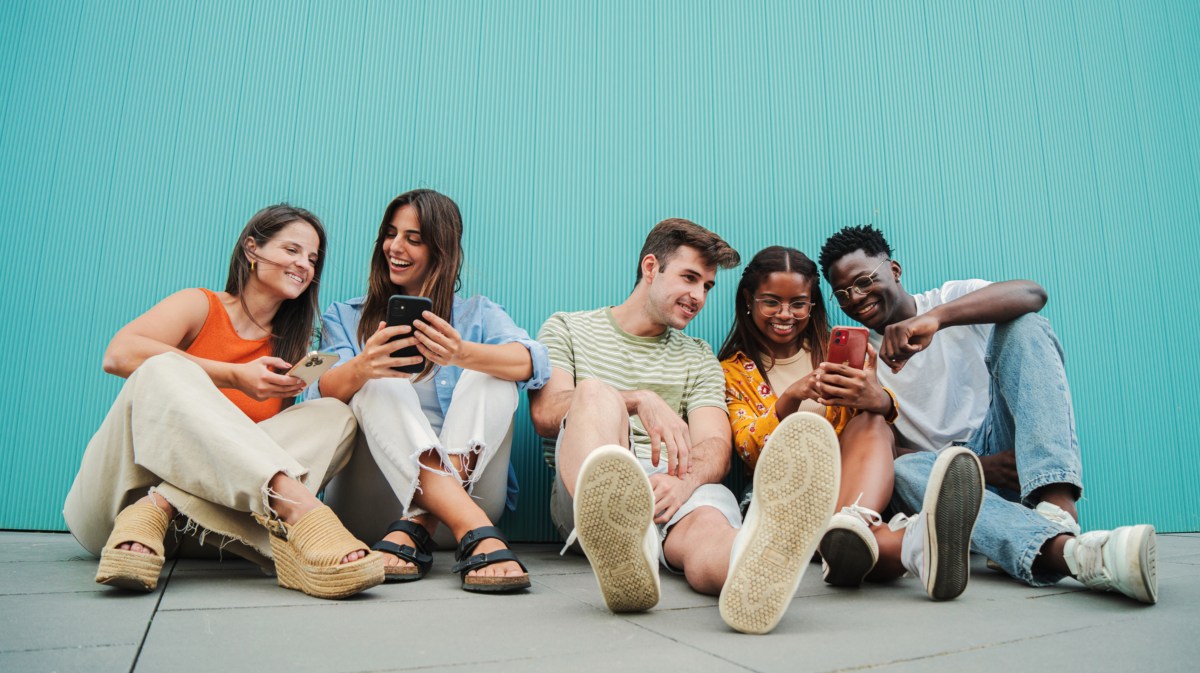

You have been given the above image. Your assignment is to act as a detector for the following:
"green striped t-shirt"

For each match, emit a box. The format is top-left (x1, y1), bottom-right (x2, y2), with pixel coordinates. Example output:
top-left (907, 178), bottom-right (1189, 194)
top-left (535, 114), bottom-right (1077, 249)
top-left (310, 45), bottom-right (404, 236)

top-left (537, 307), bottom-right (727, 466)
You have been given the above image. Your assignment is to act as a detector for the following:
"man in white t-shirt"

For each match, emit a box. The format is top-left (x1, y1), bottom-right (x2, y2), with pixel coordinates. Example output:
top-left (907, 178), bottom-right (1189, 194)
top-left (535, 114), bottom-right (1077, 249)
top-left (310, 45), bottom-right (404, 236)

top-left (529, 219), bottom-right (843, 634)
top-left (817, 225), bottom-right (1157, 604)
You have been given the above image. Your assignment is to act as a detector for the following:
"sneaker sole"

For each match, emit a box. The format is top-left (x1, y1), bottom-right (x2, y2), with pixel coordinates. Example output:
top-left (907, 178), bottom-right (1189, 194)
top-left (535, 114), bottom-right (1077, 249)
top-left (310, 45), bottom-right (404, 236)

top-left (720, 412), bottom-right (840, 634)
top-left (1124, 524), bottom-right (1158, 604)
top-left (819, 524), bottom-right (877, 588)
top-left (923, 448), bottom-right (984, 601)
top-left (574, 448), bottom-right (659, 613)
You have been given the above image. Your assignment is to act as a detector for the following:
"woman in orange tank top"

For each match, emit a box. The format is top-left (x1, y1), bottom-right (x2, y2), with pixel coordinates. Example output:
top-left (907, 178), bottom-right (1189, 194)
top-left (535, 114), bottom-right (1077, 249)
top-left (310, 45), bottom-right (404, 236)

top-left (63, 205), bottom-right (384, 600)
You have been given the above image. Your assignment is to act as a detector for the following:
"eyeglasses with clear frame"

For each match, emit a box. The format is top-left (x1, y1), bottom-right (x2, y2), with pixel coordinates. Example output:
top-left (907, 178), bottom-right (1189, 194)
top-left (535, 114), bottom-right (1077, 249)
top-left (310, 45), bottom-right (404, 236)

top-left (753, 296), bottom-right (813, 317)
top-left (830, 258), bottom-right (890, 306)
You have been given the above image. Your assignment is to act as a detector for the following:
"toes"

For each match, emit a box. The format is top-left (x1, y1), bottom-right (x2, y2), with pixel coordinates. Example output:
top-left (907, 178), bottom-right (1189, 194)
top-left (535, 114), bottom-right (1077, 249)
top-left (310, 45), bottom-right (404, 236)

top-left (381, 555), bottom-right (415, 569)
top-left (116, 541), bottom-right (153, 555)
top-left (469, 562), bottom-right (522, 578)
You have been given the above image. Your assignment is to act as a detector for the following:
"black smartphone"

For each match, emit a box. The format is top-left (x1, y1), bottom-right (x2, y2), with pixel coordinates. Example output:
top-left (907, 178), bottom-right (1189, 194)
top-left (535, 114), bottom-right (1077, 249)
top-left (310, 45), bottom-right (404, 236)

top-left (386, 294), bottom-right (433, 373)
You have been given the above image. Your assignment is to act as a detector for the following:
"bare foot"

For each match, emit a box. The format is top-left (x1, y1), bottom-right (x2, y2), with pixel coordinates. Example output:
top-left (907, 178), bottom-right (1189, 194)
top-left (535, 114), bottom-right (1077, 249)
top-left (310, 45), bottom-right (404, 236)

top-left (116, 494), bottom-right (175, 555)
top-left (466, 538), bottom-right (525, 578)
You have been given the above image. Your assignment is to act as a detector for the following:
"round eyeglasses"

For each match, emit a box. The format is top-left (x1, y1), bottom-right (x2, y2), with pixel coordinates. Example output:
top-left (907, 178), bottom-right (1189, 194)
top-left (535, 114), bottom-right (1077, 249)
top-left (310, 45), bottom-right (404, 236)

top-left (830, 258), bottom-right (890, 306)
top-left (753, 297), bottom-right (813, 317)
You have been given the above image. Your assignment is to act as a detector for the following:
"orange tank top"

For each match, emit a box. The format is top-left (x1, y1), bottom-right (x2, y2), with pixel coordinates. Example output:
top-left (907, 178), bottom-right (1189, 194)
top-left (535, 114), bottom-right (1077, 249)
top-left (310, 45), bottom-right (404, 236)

top-left (185, 288), bottom-right (283, 423)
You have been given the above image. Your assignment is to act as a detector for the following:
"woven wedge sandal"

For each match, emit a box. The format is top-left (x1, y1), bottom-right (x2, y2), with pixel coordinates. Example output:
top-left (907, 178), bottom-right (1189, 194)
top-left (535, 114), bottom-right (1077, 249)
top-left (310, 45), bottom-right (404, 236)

top-left (255, 505), bottom-right (385, 599)
top-left (95, 501), bottom-right (172, 592)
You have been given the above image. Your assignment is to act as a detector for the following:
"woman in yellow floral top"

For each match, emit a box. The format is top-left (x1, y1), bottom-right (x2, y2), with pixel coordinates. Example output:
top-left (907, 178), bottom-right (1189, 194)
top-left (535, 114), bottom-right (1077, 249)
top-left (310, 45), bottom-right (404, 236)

top-left (717, 246), bottom-right (907, 586)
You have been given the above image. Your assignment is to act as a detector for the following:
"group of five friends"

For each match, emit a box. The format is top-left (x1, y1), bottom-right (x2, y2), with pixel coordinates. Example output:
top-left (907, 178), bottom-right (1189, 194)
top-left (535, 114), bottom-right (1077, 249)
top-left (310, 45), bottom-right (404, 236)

top-left (64, 190), bottom-right (1158, 635)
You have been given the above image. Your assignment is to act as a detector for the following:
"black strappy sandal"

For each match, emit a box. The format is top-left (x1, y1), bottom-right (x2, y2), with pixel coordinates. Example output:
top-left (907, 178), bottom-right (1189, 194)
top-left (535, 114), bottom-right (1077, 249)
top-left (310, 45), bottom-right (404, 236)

top-left (450, 526), bottom-right (531, 593)
top-left (372, 520), bottom-right (433, 583)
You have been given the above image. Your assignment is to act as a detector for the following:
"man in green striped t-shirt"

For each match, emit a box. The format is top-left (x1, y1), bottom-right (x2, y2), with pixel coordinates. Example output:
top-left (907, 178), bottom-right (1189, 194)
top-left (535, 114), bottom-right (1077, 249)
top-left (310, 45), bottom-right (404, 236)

top-left (530, 219), bottom-right (843, 634)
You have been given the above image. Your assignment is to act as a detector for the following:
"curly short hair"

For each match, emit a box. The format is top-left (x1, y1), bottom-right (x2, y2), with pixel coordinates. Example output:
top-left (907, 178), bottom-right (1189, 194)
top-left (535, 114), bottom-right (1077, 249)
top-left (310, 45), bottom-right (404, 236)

top-left (818, 224), bottom-right (893, 280)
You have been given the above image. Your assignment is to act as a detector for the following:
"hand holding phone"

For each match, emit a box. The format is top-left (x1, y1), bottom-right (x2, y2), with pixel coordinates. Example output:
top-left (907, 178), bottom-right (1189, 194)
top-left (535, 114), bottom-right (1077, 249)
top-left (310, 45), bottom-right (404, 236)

top-left (825, 326), bottom-right (869, 369)
top-left (387, 294), bottom-right (434, 373)
top-left (285, 351), bottom-right (338, 386)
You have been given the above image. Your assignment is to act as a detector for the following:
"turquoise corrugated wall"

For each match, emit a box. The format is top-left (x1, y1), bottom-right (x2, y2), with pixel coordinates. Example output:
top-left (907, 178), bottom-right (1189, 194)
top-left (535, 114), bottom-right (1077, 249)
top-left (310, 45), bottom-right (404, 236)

top-left (1, 1), bottom-right (1197, 538)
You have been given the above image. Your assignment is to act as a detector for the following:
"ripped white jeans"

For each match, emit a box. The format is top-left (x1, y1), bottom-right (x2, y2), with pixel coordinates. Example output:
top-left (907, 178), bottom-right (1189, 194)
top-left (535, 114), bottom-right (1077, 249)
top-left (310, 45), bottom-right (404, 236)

top-left (334, 371), bottom-right (517, 533)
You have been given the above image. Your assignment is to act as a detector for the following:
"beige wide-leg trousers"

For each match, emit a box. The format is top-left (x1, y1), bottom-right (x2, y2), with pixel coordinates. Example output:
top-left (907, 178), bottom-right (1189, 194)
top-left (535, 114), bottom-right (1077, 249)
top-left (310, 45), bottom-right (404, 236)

top-left (63, 352), bottom-right (357, 569)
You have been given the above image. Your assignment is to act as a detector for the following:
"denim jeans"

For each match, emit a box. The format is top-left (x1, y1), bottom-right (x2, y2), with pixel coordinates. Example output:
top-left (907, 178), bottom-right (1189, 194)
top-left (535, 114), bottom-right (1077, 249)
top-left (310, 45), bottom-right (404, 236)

top-left (892, 314), bottom-right (1083, 586)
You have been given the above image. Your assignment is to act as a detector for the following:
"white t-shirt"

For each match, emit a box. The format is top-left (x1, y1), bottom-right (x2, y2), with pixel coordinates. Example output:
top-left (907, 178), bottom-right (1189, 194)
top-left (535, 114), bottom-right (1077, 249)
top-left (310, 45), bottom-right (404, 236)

top-left (870, 279), bottom-right (994, 452)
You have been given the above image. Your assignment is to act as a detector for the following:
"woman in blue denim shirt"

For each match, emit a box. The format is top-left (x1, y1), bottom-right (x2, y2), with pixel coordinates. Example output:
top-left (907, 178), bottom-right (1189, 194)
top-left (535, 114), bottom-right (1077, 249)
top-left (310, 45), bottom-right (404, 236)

top-left (309, 189), bottom-right (549, 593)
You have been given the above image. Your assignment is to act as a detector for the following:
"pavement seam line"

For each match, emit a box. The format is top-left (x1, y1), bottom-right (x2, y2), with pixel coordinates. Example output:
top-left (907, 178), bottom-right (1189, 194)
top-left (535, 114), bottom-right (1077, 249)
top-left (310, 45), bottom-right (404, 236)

top-left (128, 557), bottom-right (175, 672)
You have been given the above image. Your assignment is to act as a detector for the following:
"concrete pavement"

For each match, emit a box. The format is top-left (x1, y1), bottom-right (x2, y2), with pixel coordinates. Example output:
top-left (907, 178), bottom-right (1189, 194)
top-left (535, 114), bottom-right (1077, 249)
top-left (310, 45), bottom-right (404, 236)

top-left (2, 531), bottom-right (1197, 672)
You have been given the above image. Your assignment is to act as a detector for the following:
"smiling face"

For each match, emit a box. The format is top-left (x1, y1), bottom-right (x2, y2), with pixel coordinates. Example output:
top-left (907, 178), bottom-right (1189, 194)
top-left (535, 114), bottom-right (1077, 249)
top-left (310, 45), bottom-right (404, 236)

top-left (644, 245), bottom-right (716, 330)
top-left (246, 220), bottom-right (320, 300)
top-left (826, 250), bottom-right (906, 332)
top-left (382, 204), bottom-right (431, 294)
top-left (747, 271), bottom-right (814, 357)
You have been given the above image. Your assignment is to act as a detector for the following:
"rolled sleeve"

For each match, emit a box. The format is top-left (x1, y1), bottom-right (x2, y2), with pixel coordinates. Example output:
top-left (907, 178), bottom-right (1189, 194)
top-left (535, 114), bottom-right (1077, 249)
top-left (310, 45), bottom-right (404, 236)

top-left (471, 296), bottom-right (550, 391)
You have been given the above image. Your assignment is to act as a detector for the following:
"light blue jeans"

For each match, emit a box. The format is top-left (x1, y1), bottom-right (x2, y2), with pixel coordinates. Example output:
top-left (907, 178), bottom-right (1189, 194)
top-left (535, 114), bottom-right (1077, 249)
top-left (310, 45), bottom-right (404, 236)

top-left (892, 314), bottom-right (1083, 586)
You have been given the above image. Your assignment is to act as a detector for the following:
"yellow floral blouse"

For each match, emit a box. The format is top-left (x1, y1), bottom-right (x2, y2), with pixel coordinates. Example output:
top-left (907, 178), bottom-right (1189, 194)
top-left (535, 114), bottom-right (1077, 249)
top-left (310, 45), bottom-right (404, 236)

top-left (721, 350), bottom-right (898, 472)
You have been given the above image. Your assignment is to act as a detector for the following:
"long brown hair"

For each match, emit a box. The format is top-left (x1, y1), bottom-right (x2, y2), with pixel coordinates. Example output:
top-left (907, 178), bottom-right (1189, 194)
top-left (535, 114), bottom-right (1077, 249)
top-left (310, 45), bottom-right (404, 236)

top-left (357, 189), bottom-right (463, 380)
top-left (224, 204), bottom-right (327, 367)
top-left (717, 246), bottom-right (829, 382)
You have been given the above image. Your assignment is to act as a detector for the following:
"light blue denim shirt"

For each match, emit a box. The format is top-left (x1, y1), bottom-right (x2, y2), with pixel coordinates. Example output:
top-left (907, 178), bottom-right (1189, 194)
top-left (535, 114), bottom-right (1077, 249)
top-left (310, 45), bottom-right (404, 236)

top-left (306, 293), bottom-right (550, 511)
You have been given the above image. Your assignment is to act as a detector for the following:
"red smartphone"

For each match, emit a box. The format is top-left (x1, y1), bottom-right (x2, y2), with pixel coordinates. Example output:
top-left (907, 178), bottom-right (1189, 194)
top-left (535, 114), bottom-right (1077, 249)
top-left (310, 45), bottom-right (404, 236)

top-left (826, 326), bottom-right (869, 369)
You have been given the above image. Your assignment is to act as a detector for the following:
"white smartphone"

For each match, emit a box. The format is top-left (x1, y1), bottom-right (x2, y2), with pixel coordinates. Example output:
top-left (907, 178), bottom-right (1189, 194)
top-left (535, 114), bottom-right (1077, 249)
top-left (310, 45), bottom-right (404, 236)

top-left (285, 351), bottom-right (338, 386)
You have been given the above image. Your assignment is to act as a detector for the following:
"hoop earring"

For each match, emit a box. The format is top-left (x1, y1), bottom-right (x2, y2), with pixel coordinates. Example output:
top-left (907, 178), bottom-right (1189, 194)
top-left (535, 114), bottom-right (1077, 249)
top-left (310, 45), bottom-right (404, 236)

top-left (250, 259), bottom-right (256, 272)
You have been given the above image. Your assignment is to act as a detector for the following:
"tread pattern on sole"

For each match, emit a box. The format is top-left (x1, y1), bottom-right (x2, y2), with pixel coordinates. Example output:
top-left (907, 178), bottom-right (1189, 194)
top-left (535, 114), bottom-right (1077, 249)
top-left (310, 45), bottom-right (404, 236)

top-left (720, 413), bottom-right (839, 634)
top-left (574, 450), bottom-right (659, 613)
top-left (819, 528), bottom-right (876, 588)
top-left (926, 450), bottom-right (984, 601)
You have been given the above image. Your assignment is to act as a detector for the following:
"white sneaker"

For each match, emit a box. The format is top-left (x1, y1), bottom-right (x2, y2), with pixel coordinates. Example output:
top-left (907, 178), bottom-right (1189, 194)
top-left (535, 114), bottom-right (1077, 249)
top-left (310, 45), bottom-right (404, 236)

top-left (1035, 501), bottom-right (1082, 536)
top-left (719, 412), bottom-right (840, 634)
top-left (893, 447), bottom-right (985, 601)
top-left (986, 501), bottom-right (1082, 573)
top-left (572, 445), bottom-right (660, 613)
top-left (819, 496), bottom-right (882, 587)
top-left (1064, 525), bottom-right (1158, 604)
